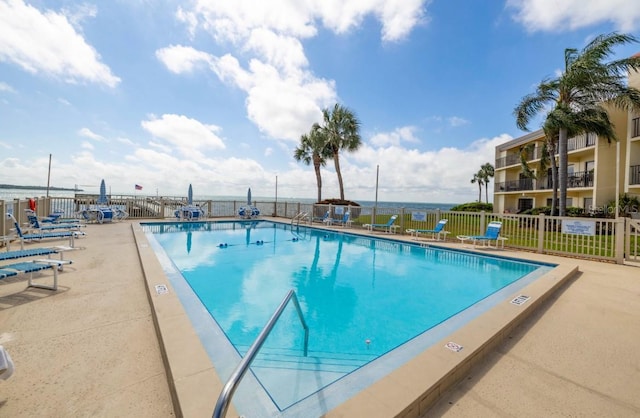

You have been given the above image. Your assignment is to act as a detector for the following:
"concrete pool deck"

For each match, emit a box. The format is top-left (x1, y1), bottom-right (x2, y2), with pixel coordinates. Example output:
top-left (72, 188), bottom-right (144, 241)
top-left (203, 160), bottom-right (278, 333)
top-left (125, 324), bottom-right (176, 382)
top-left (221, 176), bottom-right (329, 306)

top-left (0, 219), bottom-right (639, 417)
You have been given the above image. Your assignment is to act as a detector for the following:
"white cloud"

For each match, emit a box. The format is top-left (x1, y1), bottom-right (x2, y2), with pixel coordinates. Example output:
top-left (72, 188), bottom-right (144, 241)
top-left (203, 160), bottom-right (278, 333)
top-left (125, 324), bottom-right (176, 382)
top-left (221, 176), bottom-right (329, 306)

top-left (115, 136), bottom-right (136, 146)
top-left (339, 133), bottom-right (512, 202)
top-left (158, 45), bottom-right (336, 141)
top-left (81, 141), bottom-right (94, 150)
top-left (245, 28), bottom-right (308, 75)
top-left (369, 126), bottom-right (420, 147)
top-left (156, 45), bottom-right (213, 73)
top-left (1, 129), bottom-right (512, 203)
top-left (0, 0), bottom-right (120, 87)
top-left (507, 0), bottom-right (640, 32)
top-left (176, 7), bottom-right (199, 38)
top-left (78, 127), bottom-right (105, 141)
top-left (448, 116), bottom-right (469, 127)
top-left (160, 1), bottom-right (430, 142)
top-left (0, 81), bottom-right (15, 93)
top-left (140, 114), bottom-right (226, 160)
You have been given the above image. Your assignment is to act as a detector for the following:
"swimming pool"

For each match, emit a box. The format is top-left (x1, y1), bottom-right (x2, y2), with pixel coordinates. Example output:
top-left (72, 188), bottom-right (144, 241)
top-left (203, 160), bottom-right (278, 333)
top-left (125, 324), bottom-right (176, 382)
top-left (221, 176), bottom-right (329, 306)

top-left (143, 220), bottom-right (555, 416)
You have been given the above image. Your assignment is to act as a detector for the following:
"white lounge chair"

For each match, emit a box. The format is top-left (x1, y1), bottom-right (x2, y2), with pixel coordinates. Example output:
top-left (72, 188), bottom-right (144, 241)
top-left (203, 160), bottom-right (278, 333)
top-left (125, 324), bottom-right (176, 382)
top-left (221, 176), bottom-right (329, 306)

top-left (363, 215), bottom-right (399, 233)
top-left (406, 219), bottom-right (449, 241)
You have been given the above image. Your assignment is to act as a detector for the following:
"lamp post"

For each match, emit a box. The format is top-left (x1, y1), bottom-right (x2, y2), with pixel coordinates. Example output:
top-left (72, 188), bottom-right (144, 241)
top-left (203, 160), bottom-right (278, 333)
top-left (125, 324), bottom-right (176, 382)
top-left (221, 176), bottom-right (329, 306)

top-left (373, 165), bottom-right (379, 224)
top-left (374, 165), bottom-right (379, 207)
top-left (46, 154), bottom-right (52, 198)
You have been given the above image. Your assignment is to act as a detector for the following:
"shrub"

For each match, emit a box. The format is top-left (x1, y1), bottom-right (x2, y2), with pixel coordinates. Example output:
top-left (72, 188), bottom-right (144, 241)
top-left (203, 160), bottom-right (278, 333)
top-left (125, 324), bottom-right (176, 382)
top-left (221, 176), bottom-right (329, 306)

top-left (450, 202), bottom-right (493, 212)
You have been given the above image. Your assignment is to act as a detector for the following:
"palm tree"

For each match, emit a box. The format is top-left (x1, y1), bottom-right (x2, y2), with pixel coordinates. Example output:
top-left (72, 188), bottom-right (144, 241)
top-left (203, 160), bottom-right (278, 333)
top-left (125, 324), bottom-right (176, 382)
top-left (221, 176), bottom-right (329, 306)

top-left (514, 32), bottom-right (640, 216)
top-left (294, 125), bottom-right (330, 202)
top-left (471, 172), bottom-right (483, 202)
top-left (479, 163), bottom-right (495, 203)
top-left (317, 103), bottom-right (362, 201)
top-left (542, 124), bottom-right (560, 216)
top-left (518, 131), bottom-right (557, 214)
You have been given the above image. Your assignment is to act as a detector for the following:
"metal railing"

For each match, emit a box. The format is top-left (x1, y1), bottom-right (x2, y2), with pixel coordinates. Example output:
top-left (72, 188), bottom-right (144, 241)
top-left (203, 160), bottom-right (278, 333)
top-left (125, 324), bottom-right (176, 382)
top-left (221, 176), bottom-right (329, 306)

top-left (496, 133), bottom-right (596, 169)
top-left (3, 196), bottom-right (639, 264)
top-left (213, 289), bottom-right (309, 418)
top-left (291, 211), bottom-right (310, 226)
top-left (630, 165), bottom-right (640, 185)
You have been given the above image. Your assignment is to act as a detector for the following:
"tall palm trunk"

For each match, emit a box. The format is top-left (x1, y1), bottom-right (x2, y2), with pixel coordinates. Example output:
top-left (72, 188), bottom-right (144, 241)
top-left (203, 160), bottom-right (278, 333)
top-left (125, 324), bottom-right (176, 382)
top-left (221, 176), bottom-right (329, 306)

top-left (558, 128), bottom-right (568, 216)
top-left (485, 180), bottom-right (490, 203)
top-left (548, 143), bottom-right (559, 216)
top-left (333, 151), bottom-right (345, 200)
top-left (477, 182), bottom-right (482, 202)
top-left (313, 155), bottom-right (323, 202)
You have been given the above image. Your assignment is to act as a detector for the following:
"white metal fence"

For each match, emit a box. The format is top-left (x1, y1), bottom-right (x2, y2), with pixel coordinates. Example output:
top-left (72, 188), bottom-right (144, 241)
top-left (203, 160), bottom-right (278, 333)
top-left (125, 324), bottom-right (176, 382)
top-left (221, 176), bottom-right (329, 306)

top-left (2, 195), bottom-right (638, 264)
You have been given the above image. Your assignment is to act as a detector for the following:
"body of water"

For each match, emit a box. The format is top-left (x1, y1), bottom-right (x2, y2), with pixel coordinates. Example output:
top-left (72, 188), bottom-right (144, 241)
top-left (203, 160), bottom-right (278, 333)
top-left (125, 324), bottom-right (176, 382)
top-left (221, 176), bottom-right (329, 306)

top-left (144, 220), bottom-right (552, 416)
top-left (0, 188), bottom-right (456, 210)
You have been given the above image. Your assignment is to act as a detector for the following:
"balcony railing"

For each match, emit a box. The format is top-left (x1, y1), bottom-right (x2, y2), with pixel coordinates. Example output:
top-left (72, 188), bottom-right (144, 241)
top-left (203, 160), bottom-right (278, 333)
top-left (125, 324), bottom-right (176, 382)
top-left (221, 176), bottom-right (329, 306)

top-left (631, 165), bottom-right (640, 185)
top-left (495, 170), bottom-right (594, 192)
top-left (495, 178), bottom-right (534, 192)
top-left (567, 132), bottom-right (596, 151)
top-left (496, 133), bottom-right (596, 169)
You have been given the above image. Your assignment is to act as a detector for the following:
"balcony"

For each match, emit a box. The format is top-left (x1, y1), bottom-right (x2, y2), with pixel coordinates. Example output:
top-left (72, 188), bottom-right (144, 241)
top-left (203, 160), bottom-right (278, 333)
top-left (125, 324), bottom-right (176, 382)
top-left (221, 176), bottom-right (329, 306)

top-left (495, 170), bottom-right (594, 192)
top-left (495, 133), bottom-right (596, 169)
top-left (567, 133), bottom-right (596, 151)
top-left (567, 170), bottom-right (594, 188)
top-left (495, 178), bottom-right (534, 192)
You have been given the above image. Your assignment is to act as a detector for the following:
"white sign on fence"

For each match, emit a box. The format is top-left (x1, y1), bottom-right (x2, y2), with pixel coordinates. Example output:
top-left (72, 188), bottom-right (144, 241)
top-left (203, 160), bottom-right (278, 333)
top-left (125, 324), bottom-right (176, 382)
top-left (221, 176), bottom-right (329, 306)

top-left (561, 220), bottom-right (596, 236)
top-left (411, 211), bottom-right (426, 222)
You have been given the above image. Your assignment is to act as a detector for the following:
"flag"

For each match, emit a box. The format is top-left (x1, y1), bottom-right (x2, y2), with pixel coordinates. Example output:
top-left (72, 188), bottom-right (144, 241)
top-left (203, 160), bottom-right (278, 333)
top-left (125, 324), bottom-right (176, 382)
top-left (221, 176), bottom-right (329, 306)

top-left (135, 184), bottom-right (143, 190)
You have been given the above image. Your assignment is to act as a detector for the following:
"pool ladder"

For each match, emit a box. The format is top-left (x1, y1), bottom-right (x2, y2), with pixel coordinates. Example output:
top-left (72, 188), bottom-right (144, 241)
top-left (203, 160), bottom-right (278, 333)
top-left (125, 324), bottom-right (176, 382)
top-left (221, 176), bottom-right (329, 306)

top-left (291, 211), bottom-right (309, 226)
top-left (213, 289), bottom-right (309, 418)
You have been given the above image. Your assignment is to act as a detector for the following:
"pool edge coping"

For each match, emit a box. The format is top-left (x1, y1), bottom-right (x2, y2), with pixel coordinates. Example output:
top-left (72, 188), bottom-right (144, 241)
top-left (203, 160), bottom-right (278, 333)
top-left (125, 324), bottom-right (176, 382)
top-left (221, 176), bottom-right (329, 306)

top-left (131, 220), bottom-right (579, 418)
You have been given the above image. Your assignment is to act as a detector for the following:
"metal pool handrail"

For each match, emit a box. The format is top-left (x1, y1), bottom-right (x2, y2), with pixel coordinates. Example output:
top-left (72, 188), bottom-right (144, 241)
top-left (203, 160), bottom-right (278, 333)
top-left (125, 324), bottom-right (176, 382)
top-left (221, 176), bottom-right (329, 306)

top-left (212, 289), bottom-right (309, 418)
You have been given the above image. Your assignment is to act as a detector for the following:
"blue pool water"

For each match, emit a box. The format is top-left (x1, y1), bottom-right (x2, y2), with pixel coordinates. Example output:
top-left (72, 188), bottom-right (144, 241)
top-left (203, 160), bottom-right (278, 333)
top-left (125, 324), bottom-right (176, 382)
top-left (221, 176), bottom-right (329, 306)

top-left (144, 221), bottom-right (555, 416)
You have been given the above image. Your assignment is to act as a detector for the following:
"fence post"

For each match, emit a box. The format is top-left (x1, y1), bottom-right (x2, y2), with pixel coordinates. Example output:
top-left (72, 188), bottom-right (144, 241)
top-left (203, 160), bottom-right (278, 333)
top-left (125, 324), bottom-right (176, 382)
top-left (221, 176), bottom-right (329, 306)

top-left (0, 200), bottom-right (5, 237)
top-left (615, 218), bottom-right (625, 264)
top-left (537, 213), bottom-right (545, 253)
top-left (480, 211), bottom-right (486, 235)
top-left (400, 208), bottom-right (405, 234)
top-left (625, 218), bottom-right (631, 262)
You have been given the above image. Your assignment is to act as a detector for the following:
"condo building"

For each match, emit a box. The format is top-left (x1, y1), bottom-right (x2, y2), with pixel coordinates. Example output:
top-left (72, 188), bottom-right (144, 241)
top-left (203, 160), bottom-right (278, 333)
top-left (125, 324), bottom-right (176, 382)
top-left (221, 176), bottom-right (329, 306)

top-left (494, 64), bottom-right (640, 215)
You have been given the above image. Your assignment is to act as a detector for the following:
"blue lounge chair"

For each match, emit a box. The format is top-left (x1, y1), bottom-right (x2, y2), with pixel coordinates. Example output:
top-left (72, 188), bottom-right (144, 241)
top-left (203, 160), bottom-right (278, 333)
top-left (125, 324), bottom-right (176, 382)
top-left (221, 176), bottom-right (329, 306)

top-left (0, 259), bottom-right (71, 290)
top-left (406, 219), bottom-right (449, 241)
top-left (175, 184), bottom-right (205, 221)
top-left (326, 210), bottom-right (352, 227)
top-left (82, 178), bottom-right (114, 223)
top-left (26, 209), bottom-right (80, 224)
top-left (7, 214), bottom-right (83, 249)
top-left (77, 207), bottom-right (113, 224)
top-left (237, 206), bottom-right (260, 219)
top-left (175, 206), bottom-right (205, 221)
top-left (363, 215), bottom-right (399, 233)
top-left (458, 221), bottom-right (506, 248)
top-left (26, 213), bottom-right (85, 232)
top-left (0, 247), bottom-right (75, 262)
top-left (314, 210), bottom-right (330, 223)
top-left (238, 187), bottom-right (260, 219)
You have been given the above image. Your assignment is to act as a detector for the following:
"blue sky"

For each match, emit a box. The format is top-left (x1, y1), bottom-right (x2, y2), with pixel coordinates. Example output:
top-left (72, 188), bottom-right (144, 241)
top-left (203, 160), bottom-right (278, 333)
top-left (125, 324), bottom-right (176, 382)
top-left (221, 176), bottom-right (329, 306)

top-left (1, 0), bottom-right (639, 203)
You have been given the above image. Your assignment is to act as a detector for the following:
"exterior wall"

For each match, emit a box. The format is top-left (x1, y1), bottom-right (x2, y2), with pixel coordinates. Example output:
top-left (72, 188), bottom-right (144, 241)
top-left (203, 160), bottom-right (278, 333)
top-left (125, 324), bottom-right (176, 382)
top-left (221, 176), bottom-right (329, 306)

top-left (626, 66), bottom-right (640, 199)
